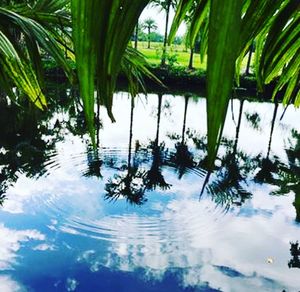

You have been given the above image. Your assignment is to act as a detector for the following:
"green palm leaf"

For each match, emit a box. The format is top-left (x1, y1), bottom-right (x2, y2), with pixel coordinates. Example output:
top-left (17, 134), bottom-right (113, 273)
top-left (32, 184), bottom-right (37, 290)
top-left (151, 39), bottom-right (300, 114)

top-left (206, 0), bottom-right (242, 168)
top-left (0, 30), bottom-right (46, 109)
top-left (71, 0), bottom-right (149, 142)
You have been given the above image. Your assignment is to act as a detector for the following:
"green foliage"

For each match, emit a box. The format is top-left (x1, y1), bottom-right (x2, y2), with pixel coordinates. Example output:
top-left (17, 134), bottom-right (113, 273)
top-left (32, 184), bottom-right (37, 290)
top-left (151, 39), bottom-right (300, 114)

top-left (206, 0), bottom-right (242, 167)
top-left (0, 1), bottom-right (74, 108)
top-left (71, 0), bottom-right (149, 143)
top-left (168, 0), bottom-right (300, 168)
top-left (0, 0), bottom-right (299, 170)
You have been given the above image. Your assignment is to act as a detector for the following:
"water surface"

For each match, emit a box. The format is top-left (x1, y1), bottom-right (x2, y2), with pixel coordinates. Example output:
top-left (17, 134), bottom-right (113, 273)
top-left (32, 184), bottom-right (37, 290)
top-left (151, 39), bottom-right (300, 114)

top-left (0, 89), bottom-right (299, 291)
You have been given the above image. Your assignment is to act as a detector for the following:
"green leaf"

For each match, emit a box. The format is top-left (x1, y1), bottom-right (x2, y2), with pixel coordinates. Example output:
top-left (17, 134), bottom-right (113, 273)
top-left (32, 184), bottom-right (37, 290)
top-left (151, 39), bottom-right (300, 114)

top-left (206, 0), bottom-right (242, 168)
top-left (168, 0), bottom-right (194, 44)
top-left (188, 0), bottom-right (209, 48)
top-left (71, 0), bottom-right (149, 143)
top-left (0, 31), bottom-right (46, 109)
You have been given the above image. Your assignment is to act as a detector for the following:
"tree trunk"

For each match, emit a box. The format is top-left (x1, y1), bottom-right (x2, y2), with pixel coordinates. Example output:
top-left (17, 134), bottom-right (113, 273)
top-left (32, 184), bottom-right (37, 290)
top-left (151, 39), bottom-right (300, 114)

top-left (233, 99), bottom-right (244, 155)
top-left (128, 96), bottom-right (134, 168)
top-left (161, 2), bottom-right (171, 67)
top-left (267, 102), bottom-right (278, 159)
top-left (148, 27), bottom-right (151, 49)
top-left (181, 95), bottom-right (189, 144)
top-left (188, 48), bottom-right (194, 69)
top-left (134, 23), bottom-right (139, 50)
top-left (155, 94), bottom-right (163, 147)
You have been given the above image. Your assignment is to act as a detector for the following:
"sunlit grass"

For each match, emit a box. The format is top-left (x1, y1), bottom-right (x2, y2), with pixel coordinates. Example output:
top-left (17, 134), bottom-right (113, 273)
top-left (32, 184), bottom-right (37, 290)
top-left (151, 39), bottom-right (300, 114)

top-left (134, 41), bottom-right (252, 72)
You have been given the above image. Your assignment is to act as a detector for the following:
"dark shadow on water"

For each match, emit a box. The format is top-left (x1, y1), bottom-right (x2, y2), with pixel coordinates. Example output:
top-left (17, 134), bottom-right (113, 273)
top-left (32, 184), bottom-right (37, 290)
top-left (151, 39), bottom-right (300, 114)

top-left (288, 241), bottom-right (300, 269)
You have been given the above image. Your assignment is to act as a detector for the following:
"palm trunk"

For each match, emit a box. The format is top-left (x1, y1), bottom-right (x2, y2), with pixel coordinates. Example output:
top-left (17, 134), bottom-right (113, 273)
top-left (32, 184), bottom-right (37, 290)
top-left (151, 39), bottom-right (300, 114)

top-left (161, 3), bottom-right (171, 67)
top-left (267, 102), bottom-right (278, 159)
top-left (128, 96), bottom-right (134, 168)
top-left (134, 23), bottom-right (139, 50)
top-left (148, 27), bottom-right (151, 49)
top-left (181, 95), bottom-right (189, 144)
top-left (155, 94), bottom-right (163, 147)
top-left (188, 48), bottom-right (194, 69)
top-left (233, 99), bottom-right (244, 155)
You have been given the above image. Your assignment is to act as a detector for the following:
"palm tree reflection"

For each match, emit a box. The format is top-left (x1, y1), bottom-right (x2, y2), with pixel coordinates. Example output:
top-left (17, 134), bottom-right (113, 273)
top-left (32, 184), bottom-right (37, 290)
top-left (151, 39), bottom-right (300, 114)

top-left (255, 102), bottom-right (279, 183)
top-left (143, 94), bottom-right (171, 191)
top-left (0, 192), bottom-right (6, 206)
top-left (105, 96), bottom-right (146, 205)
top-left (83, 148), bottom-right (103, 179)
top-left (271, 129), bottom-right (300, 222)
top-left (288, 241), bottom-right (300, 269)
top-left (168, 95), bottom-right (195, 179)
top-left (202, 100), bottom-right (252, 209)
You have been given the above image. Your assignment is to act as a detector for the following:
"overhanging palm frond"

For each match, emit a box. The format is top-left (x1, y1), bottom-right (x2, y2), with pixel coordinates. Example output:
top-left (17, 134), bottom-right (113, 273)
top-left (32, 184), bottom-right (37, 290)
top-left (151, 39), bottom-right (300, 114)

top-left (168, 0), bottom-right (300, 168)
top-left (121, 46), bottom-right (165, 98)
top-left (0, 30), bottom-right (46, 109)
top-left (71, 0), bottom-right (149, 142)
top-left (206, 0), bottom-right (242, 167)
top-left (0, 1), bottom-right (75, 109)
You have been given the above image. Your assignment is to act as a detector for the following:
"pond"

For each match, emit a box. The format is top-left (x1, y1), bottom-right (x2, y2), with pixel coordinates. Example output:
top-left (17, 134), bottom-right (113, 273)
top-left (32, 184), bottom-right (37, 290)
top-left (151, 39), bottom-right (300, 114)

top-left (0, 87), bottom-right (299, 291)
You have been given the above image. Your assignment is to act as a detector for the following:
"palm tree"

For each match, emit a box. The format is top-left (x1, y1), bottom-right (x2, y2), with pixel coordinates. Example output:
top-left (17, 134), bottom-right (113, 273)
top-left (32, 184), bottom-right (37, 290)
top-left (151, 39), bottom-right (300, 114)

top-left (142, 18), bottom-right (158, 49)
top-left (152, 0), bottom-right (177, 66)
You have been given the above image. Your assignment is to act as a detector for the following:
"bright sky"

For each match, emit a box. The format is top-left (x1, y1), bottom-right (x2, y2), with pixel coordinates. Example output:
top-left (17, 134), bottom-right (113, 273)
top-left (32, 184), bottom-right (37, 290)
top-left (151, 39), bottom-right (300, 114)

top-left (140, 5), bottom-right (186, 37)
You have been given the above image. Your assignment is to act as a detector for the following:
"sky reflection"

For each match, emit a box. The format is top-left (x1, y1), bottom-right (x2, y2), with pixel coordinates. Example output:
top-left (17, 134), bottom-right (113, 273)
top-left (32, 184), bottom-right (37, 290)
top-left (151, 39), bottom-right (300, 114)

top-left (0, 92), bottom-right (299, 291)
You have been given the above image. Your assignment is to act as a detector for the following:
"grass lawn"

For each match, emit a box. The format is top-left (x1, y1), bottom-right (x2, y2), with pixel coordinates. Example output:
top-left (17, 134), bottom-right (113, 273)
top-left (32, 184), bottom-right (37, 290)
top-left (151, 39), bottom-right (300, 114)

top-left (134, 41), bottom-right (207, 70)
top-left (132, 41), bottom-right (253, 73)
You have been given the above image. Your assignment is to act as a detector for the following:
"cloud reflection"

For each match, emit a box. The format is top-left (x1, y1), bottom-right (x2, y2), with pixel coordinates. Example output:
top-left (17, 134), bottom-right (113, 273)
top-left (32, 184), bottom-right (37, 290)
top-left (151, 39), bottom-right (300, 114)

top-left (0, 223), bottom-right (45, 270)
top-left (73, 192), bottom-right (299, 291)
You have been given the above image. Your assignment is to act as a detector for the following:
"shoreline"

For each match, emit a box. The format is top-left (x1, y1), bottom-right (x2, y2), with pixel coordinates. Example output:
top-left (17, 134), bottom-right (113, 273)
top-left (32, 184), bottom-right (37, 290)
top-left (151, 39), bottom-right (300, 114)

top-left (45, 66), bottom-right (278, 101)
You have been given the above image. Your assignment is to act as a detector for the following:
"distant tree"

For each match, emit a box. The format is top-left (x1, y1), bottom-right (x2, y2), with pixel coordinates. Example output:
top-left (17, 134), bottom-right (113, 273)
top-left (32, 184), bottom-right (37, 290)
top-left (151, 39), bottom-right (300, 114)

top-left (134, 21), bottom-right (141, 49)
top-left (142, 18), bottom-right (158, 49)
top-left (150, 32), bottom-right (164, 43)
top-left (152, 0), bottom-right (177, 66)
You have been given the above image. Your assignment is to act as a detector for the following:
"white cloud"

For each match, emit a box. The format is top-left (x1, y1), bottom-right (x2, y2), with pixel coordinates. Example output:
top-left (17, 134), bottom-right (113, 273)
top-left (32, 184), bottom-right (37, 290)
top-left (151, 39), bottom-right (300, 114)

top-left (0, 223), bottom-right (45, 270)
top-left (32, 244), bottom-right (55, 251)
top-left (0, 275), bottom-right (26, 292)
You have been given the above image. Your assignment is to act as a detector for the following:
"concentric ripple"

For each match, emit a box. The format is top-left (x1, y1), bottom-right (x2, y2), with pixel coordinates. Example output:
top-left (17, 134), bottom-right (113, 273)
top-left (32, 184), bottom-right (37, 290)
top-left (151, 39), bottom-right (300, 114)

top-left (32, 147), bottom-right (232, 248)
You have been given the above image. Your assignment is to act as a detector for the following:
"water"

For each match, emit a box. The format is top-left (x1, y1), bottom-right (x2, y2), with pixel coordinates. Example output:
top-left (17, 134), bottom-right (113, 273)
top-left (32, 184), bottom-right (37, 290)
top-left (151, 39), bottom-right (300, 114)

top-left (0, 88), bottom-right (299, 291)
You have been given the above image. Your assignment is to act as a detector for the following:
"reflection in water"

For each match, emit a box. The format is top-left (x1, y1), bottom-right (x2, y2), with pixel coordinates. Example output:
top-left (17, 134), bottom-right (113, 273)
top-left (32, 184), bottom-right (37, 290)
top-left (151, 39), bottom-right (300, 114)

top-left (255, 102), bottom-right (279, 184)
top-left (201, 99), bottom-right (252, 209)
top-left (105, 95), bottom-right (146, 205)
top-left (0, 89), bottom-right (299, 291)
top-left (0, 193), bottom-right (5, 206)
top-left (288, 241), bottom-right (300, 269)
top-left (245, 111), bottom-right (262, 131)
top-left (143, 94), bottom-right (171, 191)
top-left (168, 95), bottom-right (195, 179)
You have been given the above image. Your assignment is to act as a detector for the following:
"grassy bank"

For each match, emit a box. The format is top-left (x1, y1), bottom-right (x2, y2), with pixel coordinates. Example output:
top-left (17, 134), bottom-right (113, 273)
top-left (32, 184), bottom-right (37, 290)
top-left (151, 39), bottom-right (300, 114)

top-left (133, 41), bottom-right (253, 73)
top-left (134, 41), bottom-right (207, 70)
